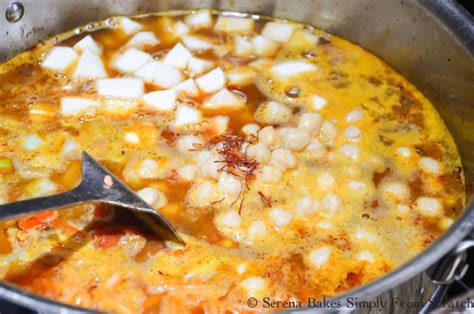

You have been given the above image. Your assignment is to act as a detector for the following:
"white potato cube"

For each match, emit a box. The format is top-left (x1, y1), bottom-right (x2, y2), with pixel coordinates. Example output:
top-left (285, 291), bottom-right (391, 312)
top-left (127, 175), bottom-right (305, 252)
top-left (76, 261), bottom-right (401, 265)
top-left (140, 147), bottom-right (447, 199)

top-left (209, 115), bottom-right (230, 135)
top-left (42, 47), bottom-right (78, 71)
top-left (185, 9), bottom-right (213, 28)
top-left (415, 197), bottom-right (443, 216)
top-left (137, 159), bottom-right (160, 179)
top-left (261, 22), bottom-right (295, 42)
top-left (182, 35), bottom-right (213, 51)
top-left (187, 57), bottom-right (213, 77)
top-left (176, 135), bottom-right (203, 155)
top-left (251, 35), bottom-right (279, 57)
top-left (143, 90), bottom-right (177, 112)
top-left (271, 61), bottom-right (317, 77)
top-left (73, 50), bottom-right (108, 79)
top-left (61, 139), bottom-right (79, 156)
top-left (172, 78), bottom-right (199, 96)
top-left (218, 172), bottom-right (242, 195)
top-left (248, 220), bottom-right (267, 240)
top-left (112, 48), bottom-right (153, 73)
top-left (234, 36), bottom-right (255, 57)
top-left (125, 31), bottom-right (159, 48)
top-left (163, 43), bottom-right (193, 69)
top-left (119, 17), bottom-right (142, 35)
top-left (136, 187), bottom-right (167, 209)
top-left (215, 17), bottom-right (255, 34)
top-left (176, 164), bottom-right (200, 181)
top-left (73, 35), bottom-right (101, 53)
top-left (174, 104), bottom-right (202, 127)
top-left (226, 67), bottom-right (257, 86)
top-left (96, 78), bottom-right (144, 98)
top-left (23, 134), bottom-right (43, 151)
top-left (174, 21), bottom-right (189, 36)
top-left (268, 208), bottom-right (293, 228)
top-left (309, 246), bottom-right (331, 268)
top-left (61, 97), bottom-right (100, 116)
top-left (196, 68), bottom-right (226, 93)
top-left (220, 210), bottom-right (242, 228)
top-left (204, 88), bottom-right (244, 110)
top-left (134, 61), bottom-right (183, 88)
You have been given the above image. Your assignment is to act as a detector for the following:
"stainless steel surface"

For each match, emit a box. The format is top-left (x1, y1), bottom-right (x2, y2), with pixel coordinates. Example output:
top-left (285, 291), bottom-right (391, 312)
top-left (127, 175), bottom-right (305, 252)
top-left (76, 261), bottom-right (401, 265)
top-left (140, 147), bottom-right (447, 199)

top-left (0, 0), bottom-right (473, 313)
top-left (0, 151), bottom-right (184, 244)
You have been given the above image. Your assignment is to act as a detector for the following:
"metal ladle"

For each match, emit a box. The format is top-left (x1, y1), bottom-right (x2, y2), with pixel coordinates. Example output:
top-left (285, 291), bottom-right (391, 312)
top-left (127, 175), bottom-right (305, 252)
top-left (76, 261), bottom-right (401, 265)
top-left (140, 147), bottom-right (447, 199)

top-left (0, 151), bottom-right (184, 245)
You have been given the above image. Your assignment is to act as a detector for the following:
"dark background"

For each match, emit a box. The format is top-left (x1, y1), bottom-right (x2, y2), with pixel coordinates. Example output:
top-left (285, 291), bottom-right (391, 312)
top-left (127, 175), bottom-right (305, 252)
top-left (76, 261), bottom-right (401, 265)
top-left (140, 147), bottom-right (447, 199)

top-left (0, 1), bottom-right (473, 313)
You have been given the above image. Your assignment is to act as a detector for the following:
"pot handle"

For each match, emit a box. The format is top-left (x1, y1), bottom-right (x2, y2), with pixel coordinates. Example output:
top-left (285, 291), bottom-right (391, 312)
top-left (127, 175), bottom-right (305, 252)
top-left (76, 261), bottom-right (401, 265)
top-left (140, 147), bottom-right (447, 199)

top-left (427, 239), bottom-right (474, 285)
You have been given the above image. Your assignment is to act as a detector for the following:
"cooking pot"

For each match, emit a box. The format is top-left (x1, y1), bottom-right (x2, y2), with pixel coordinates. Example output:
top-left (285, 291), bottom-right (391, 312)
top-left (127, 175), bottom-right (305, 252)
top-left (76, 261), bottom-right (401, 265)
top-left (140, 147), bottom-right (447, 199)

top-left (0, 0), bottom-right (473, 313)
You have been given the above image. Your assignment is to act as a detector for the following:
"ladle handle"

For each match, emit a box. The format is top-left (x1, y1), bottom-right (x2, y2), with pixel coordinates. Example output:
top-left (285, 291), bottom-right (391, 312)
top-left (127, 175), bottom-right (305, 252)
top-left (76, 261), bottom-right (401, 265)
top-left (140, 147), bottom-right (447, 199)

top-left (0, 187), bottom-right (93, 221)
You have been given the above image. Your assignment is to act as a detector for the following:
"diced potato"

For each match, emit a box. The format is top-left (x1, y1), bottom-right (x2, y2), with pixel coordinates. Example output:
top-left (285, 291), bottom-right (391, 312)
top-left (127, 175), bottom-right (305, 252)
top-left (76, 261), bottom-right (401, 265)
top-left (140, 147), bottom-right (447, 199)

top-left (125, 32), bottom-right (160, 48)
top-left (261, 21), bottom-right (295, 42)
top-left (226, 67), bottom-right (257, 86)
top-left (182, 35), bottom-right (214, 51)
top-left (73, 35), bottom-right (102, 53)
top-left (143, 90), bottom-right (178, 112)
top-left (118, 17), bottom-right (142, 35)
top-left (203, 88), bottom-right (245, 110)
top-left (112, 48), bottom-right (153, 73)
top-left (134, 61), bottom-right (183, 88)
top-left (251, 35), bottom-right (279, 57)
top-left (196, 68), bottom-right (226, 93)
top-left (172, 79), bottom-right (199, 96)
top-left (174, 21), bottom-right (189, 36)
top-left (287, 30), bottom-right (319, 48)
top-left (61, 97), bottom-right (100, 116)
top-left (271, 61), bottom-right (317, 77)
top-left (214, 17), bottom-right (255, 34)
top-left (234, 36), bottom-right (255, 57)
top-left (73, 50), bottom-right (108, 79)
top-left (174, 104), bottom-right (202, 127)
top-left (187, 57), bottom-right (213, 77)
top-left (185, 9), bottom-right (213, 29)
top-left (163, 43), bottom-right (193, 69)
top-left (42, 47), bottom-right (78, 71)
top-left (96, 78), bottom-right (144, 98)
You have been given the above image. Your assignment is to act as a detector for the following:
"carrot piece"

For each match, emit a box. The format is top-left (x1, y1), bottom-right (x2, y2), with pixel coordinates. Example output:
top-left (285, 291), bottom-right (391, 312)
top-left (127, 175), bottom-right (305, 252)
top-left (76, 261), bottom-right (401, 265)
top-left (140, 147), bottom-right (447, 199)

top-left (17, 211), bottom-right (58, 231)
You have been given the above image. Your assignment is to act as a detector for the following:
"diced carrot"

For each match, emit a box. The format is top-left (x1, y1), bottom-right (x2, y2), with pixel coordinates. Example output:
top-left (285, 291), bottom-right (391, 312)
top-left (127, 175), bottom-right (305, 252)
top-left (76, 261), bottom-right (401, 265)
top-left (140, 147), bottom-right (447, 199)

top-left (17, 211), bottom-right (58, 231)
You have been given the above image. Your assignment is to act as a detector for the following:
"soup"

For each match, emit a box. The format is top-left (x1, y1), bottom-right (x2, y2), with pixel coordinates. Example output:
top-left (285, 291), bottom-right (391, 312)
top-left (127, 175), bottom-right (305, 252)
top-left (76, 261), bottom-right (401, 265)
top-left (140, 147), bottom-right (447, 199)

top-left (0, 9), bottom-right (465, 313)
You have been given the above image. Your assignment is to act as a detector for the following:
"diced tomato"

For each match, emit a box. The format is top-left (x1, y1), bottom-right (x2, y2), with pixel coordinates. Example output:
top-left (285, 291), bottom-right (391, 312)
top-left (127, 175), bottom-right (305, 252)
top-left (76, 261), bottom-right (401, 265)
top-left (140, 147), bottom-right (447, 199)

top-left (51, 219), bottom-right (79, 236)
top-left (0, 228), bottom-right (12, 254)
top-left (17, 211), bottom-right (58, 231)
top-left (92, 227), bottom-right (123, 249)
top-left (93, 206), bottom-right (112, 219)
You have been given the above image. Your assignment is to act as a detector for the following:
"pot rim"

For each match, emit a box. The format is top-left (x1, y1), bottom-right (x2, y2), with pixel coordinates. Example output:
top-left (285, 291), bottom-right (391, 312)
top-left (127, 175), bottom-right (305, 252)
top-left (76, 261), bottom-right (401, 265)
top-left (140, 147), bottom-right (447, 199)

top-left (0, 0), bottom-right (473, 313)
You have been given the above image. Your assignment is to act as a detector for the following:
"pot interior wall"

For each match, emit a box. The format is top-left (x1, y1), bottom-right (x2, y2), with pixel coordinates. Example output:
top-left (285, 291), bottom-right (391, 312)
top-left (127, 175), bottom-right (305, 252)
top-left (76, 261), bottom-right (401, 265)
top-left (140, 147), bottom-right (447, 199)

top-left (1, 0), bottom-right (473, 198)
